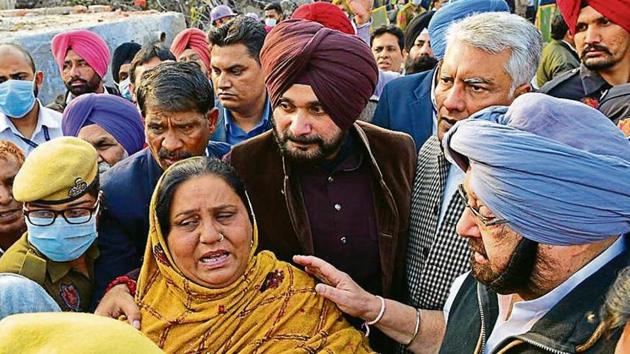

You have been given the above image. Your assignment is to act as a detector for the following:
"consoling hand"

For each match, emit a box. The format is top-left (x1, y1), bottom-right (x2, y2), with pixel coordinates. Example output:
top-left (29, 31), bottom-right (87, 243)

top-left (94, 284), bottom-right (141, 329)
top-left (293, 255), bottom-right (382, 322)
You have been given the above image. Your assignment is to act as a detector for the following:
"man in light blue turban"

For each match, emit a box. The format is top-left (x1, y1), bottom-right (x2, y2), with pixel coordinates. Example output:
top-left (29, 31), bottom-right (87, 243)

top-left (438, 92), bottom-right (630, 353)
top-left (289, 93), bottom-right (629, 354)
top-left (444, 93), bottom-right (630, 245)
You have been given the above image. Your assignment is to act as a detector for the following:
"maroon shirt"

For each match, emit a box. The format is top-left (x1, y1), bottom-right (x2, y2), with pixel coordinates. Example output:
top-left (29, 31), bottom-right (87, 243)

top-left (297, 132), bottom-right (382, 295)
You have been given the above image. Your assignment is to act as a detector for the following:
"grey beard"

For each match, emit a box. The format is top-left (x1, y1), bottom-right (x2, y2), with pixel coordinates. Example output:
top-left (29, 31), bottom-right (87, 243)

top-left (98, 161), bottom-right (112, 174)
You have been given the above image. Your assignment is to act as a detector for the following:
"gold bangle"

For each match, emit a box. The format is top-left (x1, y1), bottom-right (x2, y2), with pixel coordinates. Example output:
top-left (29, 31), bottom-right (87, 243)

top-left (403, 308), bottom-right (421, 347)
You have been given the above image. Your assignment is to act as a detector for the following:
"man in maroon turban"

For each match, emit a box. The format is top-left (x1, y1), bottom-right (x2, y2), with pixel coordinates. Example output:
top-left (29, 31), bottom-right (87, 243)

top-left (540, 0), bottom-right (630, 107)
top-left (228, 19), bottom-right (416, 352)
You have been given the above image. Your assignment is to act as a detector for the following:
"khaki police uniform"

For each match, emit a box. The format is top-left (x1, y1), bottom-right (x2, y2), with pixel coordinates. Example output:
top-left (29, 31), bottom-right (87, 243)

top-left (0, 234), bottom-right (99, 312)
top-left (0, 137), bottom-right (100, 312)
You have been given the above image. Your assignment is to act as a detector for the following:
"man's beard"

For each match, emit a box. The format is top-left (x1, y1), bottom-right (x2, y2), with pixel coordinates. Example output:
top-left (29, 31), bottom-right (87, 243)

top-left (65, 74), bottom-right (102, 96)
top-left (405, 55), bottom-right (438, 75)
top-left (271, 121), bottom-right (345, 164)
top-left (470, 236), bottom-right (539, 295)
top-left (581, 43), bottom-right (617, 71)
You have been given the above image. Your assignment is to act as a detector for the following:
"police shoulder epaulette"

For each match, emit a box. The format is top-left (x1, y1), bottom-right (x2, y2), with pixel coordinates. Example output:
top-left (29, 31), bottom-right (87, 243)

top-left (539, 68), bottom-right (580, 93)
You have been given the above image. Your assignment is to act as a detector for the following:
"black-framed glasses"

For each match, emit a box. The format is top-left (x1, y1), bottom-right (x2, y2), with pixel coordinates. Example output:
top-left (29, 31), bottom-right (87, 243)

top-left (456, 184), bottom-right (508, 228)
top-left (24, 194), bottom-right (101, 227)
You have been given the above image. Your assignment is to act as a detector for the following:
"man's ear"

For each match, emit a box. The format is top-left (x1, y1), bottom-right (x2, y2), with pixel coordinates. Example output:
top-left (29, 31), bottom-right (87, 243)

top-left (34, 71), bottom-right (44, 91)
top-left (207, 107), bottom-right (219, 135)
top-left (513, 83), bottom-right (532, 99)
top-left (129, 82), bottom-right (136, 103)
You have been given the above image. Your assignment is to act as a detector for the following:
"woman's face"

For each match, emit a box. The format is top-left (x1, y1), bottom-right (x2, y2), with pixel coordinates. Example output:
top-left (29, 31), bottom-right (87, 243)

top-left (166, 174), bottom-right (252, 289)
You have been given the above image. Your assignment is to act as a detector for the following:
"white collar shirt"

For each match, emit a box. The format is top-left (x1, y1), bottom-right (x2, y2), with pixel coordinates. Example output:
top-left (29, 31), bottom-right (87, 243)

top-left (0, 100), bottom-right (63, 155)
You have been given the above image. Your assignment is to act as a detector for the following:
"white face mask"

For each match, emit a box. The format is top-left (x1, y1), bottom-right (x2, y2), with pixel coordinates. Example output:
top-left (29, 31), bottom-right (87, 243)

top-left (117, 77), bottom-right (132, 101)
top-left (265, 18), bottom-right (277, 27)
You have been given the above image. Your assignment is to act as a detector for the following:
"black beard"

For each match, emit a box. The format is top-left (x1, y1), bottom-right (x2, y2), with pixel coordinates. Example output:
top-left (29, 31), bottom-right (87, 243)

top-left (65, 74), bottom-right (102, 96)
top-left (480, 238), bottom-right (539, 295)
top-left (271, 118), bottom-right (346, 165)
top-left (405, 55), bottom-right (438, 75)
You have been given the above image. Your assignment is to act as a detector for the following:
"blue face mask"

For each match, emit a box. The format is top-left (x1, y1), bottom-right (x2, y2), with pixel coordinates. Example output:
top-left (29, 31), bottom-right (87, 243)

top-left (117, 77), bottom-right (132, 101)
top-left (0, 79), bottom-right (37, 119)
top-left (26, 214), bottom-right (98, 262)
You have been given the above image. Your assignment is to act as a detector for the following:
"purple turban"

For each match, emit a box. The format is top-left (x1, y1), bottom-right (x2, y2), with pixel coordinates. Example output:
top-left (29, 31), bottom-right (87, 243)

top-left (260, 19), bottom-right (378, 130)
top-left (62, 94), bottom-right (145, 155)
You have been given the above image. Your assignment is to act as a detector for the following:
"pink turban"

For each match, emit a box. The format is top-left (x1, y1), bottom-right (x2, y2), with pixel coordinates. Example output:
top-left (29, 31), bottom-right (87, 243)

top-left (261, 20), bottom-right (378, 130)
top-left (170, 28), bottom-right (212, 71)
top-left (557, 0), bottom-right (630, 34)
top-left (51, 30), bottom-right (110, 78)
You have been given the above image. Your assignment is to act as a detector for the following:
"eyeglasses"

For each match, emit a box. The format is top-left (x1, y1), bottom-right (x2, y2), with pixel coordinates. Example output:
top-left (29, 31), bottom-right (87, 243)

top-left (456, 184), bottom-right (508, 228)
top-left (24, 194), bottom-right (101, 227)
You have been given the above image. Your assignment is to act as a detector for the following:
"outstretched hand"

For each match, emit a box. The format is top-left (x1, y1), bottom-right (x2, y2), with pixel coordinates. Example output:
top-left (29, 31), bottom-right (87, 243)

top-left (293, 255), bottom-right (381, 321)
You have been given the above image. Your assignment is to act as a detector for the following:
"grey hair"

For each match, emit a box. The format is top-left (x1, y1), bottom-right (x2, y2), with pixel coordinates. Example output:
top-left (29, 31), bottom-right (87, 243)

top-left (445, 12), bottom-right (542, 95)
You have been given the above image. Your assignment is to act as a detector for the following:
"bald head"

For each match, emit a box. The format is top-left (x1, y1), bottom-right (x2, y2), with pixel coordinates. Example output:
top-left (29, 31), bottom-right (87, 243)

top-left (0, 43), bottom-right (36, 73)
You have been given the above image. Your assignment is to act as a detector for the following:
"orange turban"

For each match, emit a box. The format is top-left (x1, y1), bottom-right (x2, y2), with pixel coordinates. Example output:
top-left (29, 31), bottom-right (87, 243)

top-left (260, 20), bottom-right (377, 130)
top-left (557, 0), bottom-right (630, 34)
top-left (170, 28), bottom-right (212, 71)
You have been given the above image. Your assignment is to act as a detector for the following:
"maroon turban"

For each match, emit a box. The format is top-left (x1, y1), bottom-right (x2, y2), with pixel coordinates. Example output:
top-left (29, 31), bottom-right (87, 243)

top-left (291, 3), bottom-right (355, 35)
top-left (261, 19), bottom-right (378, 130)
top-left (170, 28), bottom-right (212, 71)
top-left (557, 0), bottom-right (630, 34)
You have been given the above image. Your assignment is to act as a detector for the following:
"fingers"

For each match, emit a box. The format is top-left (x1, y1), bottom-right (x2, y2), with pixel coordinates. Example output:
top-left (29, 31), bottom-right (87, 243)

top-left (293, 255), bottom-right (347, 286)
top-left (315, 283), bottom-right (364, 319)
top-left (119, 299), bottom-right (142, 329)
top-left (315, 283), bottom-right (347, 304)
top-left (94, 284), bottom-right (141, 330)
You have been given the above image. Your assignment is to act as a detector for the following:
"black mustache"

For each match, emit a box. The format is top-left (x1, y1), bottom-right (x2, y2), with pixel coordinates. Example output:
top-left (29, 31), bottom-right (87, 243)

top-left (158, 149), bottom-right (192, 160)
top-left (581, 44), bottom-right (611, 58)
top-left (282, 131), bottom-right (323, 144)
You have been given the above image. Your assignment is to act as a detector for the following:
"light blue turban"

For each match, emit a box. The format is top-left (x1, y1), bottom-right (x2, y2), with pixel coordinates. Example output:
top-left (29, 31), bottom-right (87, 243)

top-left (443, 93), bottom-right (630, 246)
top-left (428, 0), bottom-right (509, 60)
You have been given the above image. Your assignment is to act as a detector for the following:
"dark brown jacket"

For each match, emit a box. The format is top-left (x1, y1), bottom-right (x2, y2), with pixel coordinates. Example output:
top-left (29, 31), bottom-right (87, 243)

top-left (230, 121), bottom-right (415, 299)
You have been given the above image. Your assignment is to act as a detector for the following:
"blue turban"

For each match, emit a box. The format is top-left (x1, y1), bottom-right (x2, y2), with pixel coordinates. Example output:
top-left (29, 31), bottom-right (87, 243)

top-left (62, 94), bottom-right (145, 155)
top-left (443, 93), bottom-right (630, 246)
top-left (428, 0), bottom-right (509, 60)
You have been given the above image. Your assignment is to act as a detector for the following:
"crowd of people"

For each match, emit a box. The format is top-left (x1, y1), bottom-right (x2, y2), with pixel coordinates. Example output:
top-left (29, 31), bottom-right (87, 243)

top-left (0, 0), bottom-right (628, 352)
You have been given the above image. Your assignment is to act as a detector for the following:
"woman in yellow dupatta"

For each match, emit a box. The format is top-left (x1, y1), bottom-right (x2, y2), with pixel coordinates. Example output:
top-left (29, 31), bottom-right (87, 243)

top-left (136, 156), bottom-right (373, 353)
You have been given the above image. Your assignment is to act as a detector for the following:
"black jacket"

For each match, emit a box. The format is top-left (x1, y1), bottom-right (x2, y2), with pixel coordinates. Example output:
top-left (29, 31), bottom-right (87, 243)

top-left (440, 237), bottom-right (627, 354)
top-left (46, 85), bottom-right (121, 113)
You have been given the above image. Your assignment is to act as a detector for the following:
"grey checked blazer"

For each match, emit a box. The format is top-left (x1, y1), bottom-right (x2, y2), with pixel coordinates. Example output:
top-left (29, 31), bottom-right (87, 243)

top-left (404, 135), bottom-right (470, 310)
